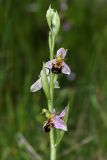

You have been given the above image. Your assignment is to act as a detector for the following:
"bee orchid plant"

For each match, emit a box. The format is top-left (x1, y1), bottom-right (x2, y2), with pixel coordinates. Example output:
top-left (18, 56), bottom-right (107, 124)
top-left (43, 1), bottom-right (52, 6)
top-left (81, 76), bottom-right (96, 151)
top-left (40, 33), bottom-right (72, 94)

top-left (30, 5), bottom-right (71, 160)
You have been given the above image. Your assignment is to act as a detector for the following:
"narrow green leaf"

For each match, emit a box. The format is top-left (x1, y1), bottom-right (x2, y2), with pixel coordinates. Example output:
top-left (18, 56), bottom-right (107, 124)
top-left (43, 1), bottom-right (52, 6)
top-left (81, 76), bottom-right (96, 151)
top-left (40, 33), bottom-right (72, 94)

top-left (41, 63), bottom-right (50, 100)
top-left (55, 102), bottom-right (70, 147)
top-left (55, 93), bottom-right (75, 147)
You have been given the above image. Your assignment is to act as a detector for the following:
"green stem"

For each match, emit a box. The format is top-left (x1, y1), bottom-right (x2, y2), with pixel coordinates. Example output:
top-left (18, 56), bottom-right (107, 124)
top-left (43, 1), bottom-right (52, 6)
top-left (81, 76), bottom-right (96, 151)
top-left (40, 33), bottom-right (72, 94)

top-left (50, 128), bottom-right (56, 160)
top-left (49, 31), bottom-right (55, 60)
top-left (48, 31), bottom-right (56, 160)
top-left (49, 31), bottom-right (55, 110)
top-left (50, 72), bottom-right (54, 108)
top-left (48, 93), bottom-right (56, 160)
top-left (49, 72), bottom-right (56, 160)
top-left (48, 99), bottom-right (51, 111)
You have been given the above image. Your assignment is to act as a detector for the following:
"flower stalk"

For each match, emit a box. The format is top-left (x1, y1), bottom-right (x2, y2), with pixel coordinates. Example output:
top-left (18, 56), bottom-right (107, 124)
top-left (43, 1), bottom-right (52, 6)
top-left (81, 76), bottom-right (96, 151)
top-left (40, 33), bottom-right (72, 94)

top-left (48, 18), bottom-right (56, 160)
top-left (49, 31), bottom-right (55, 60)
top-left (50, 128), bottom-right (56, 160)
top-left (46, 5), bottom-right (60, 160)
top-left (30, 5), bottom-right (71, 160)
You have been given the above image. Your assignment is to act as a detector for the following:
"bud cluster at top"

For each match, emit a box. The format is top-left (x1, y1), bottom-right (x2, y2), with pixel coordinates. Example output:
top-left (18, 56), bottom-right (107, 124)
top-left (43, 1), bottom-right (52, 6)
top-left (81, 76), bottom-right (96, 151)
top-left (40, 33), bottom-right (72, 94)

top-left (46, 5), bottom-right (60, 36)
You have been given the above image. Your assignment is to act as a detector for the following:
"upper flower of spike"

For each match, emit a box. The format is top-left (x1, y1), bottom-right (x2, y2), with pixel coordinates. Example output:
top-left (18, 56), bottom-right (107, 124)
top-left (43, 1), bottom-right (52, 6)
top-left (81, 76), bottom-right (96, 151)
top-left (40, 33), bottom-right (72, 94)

top-left (45, 48), bottom-right (71, 75)
top-left (42, 107), bottom-right (67, 132)
top-left (56, 48), bottom-right (67, 59)
top-left (30, 68), bottom-right (59, 92)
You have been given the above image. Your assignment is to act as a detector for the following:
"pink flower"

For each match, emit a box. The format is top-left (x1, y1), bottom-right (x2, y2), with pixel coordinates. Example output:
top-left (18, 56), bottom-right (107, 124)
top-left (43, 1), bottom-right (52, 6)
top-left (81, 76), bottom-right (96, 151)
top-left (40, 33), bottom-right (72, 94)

top-left (43, 107), bottom-right (67, 132)
top-left (45, 48), bottom-right (71, 75)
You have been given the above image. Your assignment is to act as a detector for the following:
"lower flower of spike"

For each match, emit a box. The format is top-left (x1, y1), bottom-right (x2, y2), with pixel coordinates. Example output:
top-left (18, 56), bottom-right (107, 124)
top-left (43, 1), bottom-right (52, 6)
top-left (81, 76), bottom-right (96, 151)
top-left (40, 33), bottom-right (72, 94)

top-left (42, 107), bottom-right (67, 132)
top-left (45, 48), bottom-right (71, 75)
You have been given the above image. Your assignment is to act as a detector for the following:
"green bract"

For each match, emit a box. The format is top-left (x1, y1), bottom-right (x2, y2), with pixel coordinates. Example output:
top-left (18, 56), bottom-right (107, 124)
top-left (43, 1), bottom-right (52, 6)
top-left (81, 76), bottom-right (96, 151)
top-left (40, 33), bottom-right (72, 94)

top-left (41, 63), bottom-right (50, 100)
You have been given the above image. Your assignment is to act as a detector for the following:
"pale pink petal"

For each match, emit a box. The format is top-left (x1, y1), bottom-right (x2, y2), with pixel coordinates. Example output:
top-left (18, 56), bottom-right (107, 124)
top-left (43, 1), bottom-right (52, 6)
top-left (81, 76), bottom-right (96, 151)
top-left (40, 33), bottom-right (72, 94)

top-left (56, 48), bottom-right (67, 59)
top-left (62, 62), bottom-right (71, 75)
top-left (45, 59), bottom-right (55, 69)
top-left (30, 78), bottom-right (42, 92)
top-left (58, 107), bottom-right (66, 118)
top-left (53, 116), bottom-right (67, 131)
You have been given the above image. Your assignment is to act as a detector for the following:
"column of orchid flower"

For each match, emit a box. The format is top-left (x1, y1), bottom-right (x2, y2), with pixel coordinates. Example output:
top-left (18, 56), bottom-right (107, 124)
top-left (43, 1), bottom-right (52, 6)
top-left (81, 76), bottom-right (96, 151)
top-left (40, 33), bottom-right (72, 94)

top-left (30, 6), bottom-right (71, 160)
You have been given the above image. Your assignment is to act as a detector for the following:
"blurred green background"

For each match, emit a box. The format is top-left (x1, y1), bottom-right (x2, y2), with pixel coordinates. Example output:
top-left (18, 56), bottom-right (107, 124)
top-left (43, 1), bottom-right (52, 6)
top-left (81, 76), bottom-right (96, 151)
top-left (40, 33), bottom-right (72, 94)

top-left (0, 0), bottom-right (107, 159)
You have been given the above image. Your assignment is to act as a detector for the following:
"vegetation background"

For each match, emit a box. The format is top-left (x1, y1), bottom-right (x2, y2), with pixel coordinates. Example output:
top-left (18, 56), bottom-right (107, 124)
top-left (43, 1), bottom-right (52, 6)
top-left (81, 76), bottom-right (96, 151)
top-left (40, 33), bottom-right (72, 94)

top-left (0, 0), bottom-right (107, 159)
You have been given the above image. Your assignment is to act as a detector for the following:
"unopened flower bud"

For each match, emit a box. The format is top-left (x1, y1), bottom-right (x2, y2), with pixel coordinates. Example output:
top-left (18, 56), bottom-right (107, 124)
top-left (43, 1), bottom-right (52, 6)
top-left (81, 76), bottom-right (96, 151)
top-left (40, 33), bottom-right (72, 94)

top-left (52, 11), bottom-right (60, 36)
top-left (46, 5), bottom-right (54, 28)
top-left (46, 6), bottom-right (60, 36)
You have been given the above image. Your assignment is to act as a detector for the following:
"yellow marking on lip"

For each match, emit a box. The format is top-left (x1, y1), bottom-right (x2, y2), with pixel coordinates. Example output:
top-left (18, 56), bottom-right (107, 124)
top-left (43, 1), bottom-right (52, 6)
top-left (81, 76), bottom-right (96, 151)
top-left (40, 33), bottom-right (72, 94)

top-left (56, 53), bottom-right (63, 60)
top-left (56, 54), bottom-right (63, 62)
top-left (42, 109), bottom-right (53, 119)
